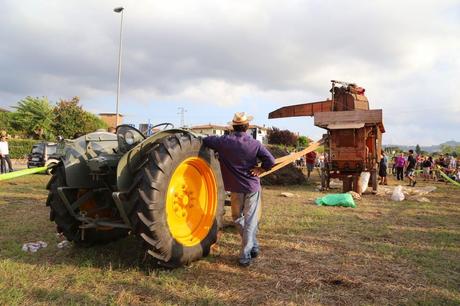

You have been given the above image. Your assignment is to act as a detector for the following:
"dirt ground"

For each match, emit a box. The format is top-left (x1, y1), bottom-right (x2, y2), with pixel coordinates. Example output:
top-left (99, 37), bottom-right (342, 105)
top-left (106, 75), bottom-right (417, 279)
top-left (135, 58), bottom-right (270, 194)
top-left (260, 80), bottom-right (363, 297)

top-left (0, 171), bottom-right (459, 305)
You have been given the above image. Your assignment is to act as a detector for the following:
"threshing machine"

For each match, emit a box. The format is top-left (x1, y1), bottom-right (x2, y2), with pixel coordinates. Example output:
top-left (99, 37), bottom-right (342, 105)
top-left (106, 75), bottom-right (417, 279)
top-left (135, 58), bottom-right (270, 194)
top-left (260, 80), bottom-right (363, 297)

top-left (269, 80), bottom-right (385, 193)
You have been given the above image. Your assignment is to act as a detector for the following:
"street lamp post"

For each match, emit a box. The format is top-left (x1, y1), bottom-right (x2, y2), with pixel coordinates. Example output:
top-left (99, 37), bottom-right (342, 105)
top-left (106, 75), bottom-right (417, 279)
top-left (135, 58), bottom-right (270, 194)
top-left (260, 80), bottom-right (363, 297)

top-left (114, 6), bottom-right (124, 127)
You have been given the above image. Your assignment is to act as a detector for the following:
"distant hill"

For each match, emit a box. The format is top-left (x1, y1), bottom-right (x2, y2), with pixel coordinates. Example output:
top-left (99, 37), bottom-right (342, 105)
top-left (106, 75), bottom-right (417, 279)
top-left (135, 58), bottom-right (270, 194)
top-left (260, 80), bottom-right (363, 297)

top-left (384, 141), bottom-right (460, 153)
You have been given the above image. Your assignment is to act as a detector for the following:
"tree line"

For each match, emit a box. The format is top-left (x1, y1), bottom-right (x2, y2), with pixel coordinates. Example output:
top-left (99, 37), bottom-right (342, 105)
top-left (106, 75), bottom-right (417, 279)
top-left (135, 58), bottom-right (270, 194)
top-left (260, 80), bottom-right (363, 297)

top-left (0, 96), bottom-right (107, 140)
top-left (267, 127), bottom-right (310, 149)
top-left (1, 96), bottom-right (312, 147)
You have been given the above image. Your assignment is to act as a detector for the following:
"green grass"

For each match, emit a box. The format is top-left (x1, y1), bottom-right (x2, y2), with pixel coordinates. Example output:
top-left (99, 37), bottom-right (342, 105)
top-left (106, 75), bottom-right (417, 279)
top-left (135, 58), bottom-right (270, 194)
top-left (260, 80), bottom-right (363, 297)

top-left (0, 174), bottom-right (459, 305)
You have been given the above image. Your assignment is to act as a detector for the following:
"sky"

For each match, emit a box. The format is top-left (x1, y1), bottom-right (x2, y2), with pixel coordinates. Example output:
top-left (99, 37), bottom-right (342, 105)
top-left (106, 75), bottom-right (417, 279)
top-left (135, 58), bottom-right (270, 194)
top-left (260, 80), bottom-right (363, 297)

top-left (0, 0), bottom-right (459, 146)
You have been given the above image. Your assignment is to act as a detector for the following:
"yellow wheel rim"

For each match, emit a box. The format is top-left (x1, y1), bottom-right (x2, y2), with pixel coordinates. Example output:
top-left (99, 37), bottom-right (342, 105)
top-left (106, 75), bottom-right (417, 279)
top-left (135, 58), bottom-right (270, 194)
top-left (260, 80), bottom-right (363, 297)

top-left (166, 157), bottom-right (218, 246)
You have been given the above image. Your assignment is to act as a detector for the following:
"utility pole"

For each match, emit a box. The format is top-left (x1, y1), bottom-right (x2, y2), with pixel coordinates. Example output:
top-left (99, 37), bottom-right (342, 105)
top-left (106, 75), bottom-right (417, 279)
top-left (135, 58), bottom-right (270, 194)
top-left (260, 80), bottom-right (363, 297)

top-left (114, 7), bottom-right (124, 127)
top-left (177, 107), bottom-right (187, 128)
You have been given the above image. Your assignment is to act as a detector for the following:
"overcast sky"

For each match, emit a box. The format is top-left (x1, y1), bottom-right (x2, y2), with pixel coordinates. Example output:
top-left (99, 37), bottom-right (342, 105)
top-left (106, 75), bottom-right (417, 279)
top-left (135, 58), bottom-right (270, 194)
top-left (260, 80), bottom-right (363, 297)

top-left (1, 0), bottom-right (459, 145)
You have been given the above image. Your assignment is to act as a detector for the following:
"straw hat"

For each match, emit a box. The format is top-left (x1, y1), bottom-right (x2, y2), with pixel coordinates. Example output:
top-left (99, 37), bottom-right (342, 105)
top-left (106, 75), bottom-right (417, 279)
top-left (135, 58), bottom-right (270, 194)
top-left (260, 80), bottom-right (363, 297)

top-left (228, 112), bottom-right (254, 126)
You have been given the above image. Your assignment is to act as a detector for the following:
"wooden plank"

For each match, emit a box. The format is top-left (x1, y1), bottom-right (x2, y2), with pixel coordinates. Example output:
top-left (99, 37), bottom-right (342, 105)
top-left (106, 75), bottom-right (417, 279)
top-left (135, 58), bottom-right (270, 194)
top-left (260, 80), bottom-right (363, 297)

top-left (268, 100), bottom-right (332, 119)
top-left (260, 141), bottom-right (321, 177)
top-left (314, 109), bottom-right (383, 127)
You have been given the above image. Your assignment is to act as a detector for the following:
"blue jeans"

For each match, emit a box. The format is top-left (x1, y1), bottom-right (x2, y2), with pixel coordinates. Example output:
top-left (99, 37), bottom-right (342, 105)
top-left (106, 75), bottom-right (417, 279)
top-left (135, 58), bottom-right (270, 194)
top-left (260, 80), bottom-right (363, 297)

top-left (231, 191), bottom-right (261, 263)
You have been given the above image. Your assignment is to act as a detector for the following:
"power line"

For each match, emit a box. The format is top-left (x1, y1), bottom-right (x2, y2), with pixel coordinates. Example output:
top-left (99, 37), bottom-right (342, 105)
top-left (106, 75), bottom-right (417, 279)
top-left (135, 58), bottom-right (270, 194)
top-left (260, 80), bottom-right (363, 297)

top-left (177, 107), bottom-right (187, 127)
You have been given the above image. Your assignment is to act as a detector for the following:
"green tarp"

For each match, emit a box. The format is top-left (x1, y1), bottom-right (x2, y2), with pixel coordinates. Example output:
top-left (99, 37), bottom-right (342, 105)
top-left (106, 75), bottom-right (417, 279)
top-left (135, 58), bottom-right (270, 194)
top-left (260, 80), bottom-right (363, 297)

top-left (315, 193), bottom-right (356, 208)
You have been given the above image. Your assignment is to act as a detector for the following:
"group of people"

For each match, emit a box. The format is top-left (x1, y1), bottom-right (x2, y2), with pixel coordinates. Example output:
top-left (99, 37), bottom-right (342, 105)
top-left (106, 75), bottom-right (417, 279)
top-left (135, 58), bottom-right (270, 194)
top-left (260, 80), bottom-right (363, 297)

top-left (0, 131), bottom-right (14, 173)
top-left (419, 153), bottom-right (460, 182)
top-left (384, 150), bottom-right (460, 184)
top-left (379, 149), bottom-right (417, 186)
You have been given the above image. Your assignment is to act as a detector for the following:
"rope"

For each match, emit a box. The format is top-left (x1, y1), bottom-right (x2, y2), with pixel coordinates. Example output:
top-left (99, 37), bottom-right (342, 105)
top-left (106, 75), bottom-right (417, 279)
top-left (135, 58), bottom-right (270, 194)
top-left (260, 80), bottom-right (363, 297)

top-left (436, 166), bottom-right (460, 187)
top-left (0, 166), bottom-right (47, 181)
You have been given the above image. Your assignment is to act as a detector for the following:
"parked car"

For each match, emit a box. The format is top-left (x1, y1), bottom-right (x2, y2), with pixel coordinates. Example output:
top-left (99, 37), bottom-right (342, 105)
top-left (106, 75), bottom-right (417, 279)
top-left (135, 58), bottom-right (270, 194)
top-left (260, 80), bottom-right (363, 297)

top-left (27, 142), bottom-right (60, 174)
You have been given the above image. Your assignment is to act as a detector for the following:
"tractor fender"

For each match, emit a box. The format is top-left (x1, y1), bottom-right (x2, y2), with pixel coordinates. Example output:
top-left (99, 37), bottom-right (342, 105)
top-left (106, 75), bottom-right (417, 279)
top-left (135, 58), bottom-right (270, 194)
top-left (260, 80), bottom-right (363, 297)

top-left (116, 129), bottom-right (199, 192)
top-left (45, 158), bottom-right (60, 175)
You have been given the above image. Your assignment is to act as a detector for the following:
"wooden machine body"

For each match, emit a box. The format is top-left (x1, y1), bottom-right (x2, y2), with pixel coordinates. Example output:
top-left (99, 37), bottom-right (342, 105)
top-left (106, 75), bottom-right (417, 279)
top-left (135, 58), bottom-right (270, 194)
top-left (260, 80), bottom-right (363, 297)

top-left (269, 82), bottom-right (385, 193)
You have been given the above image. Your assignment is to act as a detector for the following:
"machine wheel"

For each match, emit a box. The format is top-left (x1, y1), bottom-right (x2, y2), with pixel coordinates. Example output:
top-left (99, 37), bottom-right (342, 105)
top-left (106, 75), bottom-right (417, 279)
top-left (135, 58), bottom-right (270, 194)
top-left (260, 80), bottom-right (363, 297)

top-left (129, 133), bottom-right (225, 267)
top-left (46, 163), bottom-right (128, 245)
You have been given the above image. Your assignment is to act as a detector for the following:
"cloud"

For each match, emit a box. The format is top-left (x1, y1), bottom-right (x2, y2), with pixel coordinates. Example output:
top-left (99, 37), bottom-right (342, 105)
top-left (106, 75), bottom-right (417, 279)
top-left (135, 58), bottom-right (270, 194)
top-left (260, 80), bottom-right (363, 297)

top-left (0, 0), bottom-right (459, 145)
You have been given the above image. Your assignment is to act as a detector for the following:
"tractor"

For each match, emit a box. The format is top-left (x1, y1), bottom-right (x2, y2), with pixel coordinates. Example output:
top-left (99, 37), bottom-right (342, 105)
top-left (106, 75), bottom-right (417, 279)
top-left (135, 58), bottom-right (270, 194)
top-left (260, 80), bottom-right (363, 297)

top-left (46, 124), bottom-right (225, 268)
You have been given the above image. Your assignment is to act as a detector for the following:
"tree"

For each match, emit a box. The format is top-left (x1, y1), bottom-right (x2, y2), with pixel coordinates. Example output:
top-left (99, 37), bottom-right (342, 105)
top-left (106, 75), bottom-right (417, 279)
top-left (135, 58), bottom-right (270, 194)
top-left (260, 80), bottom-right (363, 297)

top-left (415, 144), bottom-right (421, 155)
top-left (82, 111), bottom-right (107, 133)
top-left (11, 96), bottom-right (55, 139)
top-left (384, 146), bottom-right (400, 154)
top-left (297, 135), bottom-right (310, 148)
top-left (53, 97), bottom-right (107, 138)
top-left (440, 144), bottom-right (453, 155)
top-left (0, 111), bottom-right (11, 131)
top-left (267, 127), bottom-right (298, 147)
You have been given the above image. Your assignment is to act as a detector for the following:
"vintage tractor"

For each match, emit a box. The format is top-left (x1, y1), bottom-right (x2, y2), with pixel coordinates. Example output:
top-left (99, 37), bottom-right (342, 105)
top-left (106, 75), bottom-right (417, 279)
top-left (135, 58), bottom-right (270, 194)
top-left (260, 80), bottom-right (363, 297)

top-left (269, 80), bottom-right (385, 193)
top-left (46, 124), bottom-right (225, 267)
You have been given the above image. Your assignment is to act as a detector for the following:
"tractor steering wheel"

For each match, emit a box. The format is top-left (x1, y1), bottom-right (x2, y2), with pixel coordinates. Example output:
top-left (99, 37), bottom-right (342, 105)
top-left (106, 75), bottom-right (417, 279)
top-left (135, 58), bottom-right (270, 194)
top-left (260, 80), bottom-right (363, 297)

top-left (146, 122), bottom-right (174, 136)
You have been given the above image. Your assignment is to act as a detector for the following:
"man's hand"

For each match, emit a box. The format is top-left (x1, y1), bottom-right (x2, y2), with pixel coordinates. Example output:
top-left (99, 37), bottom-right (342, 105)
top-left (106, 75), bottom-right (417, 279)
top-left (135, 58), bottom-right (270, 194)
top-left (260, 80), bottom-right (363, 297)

top-left (250, 166), bottom-right (265, 177)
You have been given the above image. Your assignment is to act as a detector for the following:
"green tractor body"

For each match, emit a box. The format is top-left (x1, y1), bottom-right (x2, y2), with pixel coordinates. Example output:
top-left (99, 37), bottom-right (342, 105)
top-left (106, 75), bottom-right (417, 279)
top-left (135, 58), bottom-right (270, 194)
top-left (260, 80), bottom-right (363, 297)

top-left (46, 125), bottom-right (225, 267)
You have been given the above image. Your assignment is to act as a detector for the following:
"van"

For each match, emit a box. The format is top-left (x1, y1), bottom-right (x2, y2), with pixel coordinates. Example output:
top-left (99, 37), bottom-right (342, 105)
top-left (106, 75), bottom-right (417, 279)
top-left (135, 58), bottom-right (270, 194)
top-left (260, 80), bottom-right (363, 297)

top-left (27, 142), bottom-right (59, 173)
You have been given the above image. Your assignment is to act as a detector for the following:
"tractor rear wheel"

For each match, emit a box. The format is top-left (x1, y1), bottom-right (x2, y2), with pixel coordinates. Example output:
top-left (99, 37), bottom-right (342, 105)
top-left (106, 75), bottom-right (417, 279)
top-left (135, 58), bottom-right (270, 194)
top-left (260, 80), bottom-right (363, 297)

top-left (129, 133), bottom-right (225, 267)
top-left (46, 163), bottom-right (128, 245)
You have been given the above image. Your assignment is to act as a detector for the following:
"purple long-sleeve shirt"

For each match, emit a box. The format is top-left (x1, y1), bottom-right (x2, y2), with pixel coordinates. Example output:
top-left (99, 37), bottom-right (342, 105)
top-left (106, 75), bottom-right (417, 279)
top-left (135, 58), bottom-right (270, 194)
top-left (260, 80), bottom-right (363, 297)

top-left (203, 132), bottom-right (275, 193)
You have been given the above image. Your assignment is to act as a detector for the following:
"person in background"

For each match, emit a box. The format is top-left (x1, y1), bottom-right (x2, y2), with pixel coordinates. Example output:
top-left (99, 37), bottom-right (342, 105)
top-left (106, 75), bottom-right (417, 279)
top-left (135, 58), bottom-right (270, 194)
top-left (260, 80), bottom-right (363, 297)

top-left (395, 153), bottom-right (405, 181)
top-left (405, 149), bottom-right (417, 187)
top-left (434, 154), bottom-right (448, 182)
top-left (421, 156), bottom-right (432, 181)
top-left (378, 150), bottom-right (388, 185)
top-left (455, 167), bottom-right (460, 182)
top-left (437, 154), bottom-right (447, 169)
top-left (203, 112), bottom-right (275, 267)
top-left (428, 156), bottom-right (436, 181)
top-left (391, 155), bottom-right (397, 176)
top-left (448, 155), bottom-right (457, 171)
top-left (416, 154), bottom-right (423, 174)
top-left (0, 133), bottom-right (14, 173)
top-left (305, 150), bottom-right (317, 181)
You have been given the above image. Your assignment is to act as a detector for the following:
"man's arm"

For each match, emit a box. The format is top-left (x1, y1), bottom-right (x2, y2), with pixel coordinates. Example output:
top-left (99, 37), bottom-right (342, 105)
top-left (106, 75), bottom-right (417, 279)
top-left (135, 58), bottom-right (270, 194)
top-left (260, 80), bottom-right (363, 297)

top-left (251, 145), bottom-right (275, 177)
top-left (258, 145), bottom-right (275, 171)
top-left (202, 135), bottom-right (221, 151)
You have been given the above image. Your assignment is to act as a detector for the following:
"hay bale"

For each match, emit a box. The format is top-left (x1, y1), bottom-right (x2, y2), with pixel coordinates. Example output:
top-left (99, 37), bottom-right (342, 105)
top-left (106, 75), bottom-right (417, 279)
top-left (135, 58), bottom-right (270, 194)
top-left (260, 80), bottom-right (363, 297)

top-left (261, 146), bottom-right (306, 186)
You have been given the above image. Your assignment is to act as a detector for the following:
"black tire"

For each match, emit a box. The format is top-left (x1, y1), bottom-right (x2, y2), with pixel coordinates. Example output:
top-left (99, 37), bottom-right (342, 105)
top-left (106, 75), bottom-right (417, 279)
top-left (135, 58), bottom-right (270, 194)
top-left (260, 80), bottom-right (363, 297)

top-left (46, 163), bottom-right (128, 245)
top-left (128, 133), bottom-right (225, 267)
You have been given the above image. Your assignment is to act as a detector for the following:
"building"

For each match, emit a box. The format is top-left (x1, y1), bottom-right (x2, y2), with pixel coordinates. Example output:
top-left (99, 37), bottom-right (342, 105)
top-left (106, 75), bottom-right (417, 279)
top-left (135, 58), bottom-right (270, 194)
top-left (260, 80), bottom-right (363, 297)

top-left (99, 113), bottom-right (123, 129)
top-left (0, 106), bottom-right (10, 113)
top-left (189, 124), bottom-right (229, 136)
top-left (189, 123), bottom-right (269, 144)
top-left (248, 124), bottom-right (269, 144)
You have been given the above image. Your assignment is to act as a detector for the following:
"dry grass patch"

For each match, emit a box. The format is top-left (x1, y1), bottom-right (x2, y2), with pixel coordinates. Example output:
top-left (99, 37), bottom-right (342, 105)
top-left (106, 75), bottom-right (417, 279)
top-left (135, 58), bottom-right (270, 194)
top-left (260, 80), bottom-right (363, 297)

top-left (0, 173), bottom-right (459, 305)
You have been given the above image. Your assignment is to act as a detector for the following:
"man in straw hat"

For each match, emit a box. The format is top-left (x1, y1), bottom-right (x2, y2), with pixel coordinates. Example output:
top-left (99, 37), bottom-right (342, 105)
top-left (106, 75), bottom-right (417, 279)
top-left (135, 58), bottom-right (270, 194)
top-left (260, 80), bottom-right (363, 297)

top-left (203, 112), bottom-right (275, 267)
